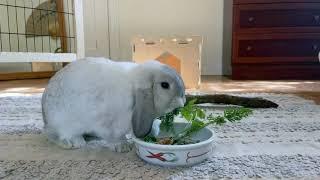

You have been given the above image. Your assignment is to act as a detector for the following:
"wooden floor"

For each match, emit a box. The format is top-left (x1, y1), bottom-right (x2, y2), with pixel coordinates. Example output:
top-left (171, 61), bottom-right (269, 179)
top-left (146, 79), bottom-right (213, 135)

top-left (200, 76), bottom-right (320, 104)
top-left (0, 76), bottom-right (319, 104)
top-left (0, 78), bottom-right (48, 94)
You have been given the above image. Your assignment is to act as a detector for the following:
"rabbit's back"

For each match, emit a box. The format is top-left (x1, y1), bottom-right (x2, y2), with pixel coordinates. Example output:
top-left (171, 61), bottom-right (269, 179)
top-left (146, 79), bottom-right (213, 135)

top-left (42, 58), bottom-right (136, 140)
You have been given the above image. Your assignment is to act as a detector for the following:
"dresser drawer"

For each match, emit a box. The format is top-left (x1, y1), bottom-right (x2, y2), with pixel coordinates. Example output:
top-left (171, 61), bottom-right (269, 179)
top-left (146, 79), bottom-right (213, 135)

top-left (232, 64), bottom-right (320, 80)
top-left (233, 33), bottom-right (320, 64)
top-left (234, 3), bottom-right (320, 33)
top-left (234, 0), bottom-right (320, 5)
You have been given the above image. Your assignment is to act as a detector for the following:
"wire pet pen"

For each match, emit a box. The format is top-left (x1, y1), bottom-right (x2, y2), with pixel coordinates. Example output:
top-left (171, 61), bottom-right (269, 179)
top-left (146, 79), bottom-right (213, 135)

top-left (0, 0), bottom-right (84, 79)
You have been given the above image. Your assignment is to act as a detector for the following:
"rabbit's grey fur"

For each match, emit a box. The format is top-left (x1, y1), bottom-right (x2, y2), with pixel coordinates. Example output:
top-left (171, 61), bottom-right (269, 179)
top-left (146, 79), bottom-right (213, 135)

top-left (42, 57), bottom-right (185, 152)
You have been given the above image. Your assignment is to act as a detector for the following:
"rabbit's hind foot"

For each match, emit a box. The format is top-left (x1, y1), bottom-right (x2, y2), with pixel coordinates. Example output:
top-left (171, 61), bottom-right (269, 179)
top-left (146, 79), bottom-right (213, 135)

top-left (110, 141), bottom-right (133, 153)
top-left (47, 133), bottom-right (87, 149)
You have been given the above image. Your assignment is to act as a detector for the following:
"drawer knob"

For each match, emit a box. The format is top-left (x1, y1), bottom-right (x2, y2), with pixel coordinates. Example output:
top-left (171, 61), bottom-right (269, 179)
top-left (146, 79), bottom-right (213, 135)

top-left (248, 17), bottom-right (255, 22)
top-left (246, 46), bottom-right (253, 51)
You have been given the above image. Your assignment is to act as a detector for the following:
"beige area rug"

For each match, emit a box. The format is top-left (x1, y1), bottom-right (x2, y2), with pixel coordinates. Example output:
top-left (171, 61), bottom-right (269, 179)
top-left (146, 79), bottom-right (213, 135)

top-left (0, 93), bottom-right (319, 179)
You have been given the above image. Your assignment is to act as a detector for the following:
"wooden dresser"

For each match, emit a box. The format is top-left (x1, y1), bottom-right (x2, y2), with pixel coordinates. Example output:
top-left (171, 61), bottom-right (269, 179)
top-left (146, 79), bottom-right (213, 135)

top-left (232, 0), bottom-right (320, 80)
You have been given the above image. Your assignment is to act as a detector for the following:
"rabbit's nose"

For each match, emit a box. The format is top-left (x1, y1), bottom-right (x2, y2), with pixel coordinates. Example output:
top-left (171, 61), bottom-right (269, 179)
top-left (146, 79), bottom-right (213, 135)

top-left (182, 96), bottom-right (186, 104)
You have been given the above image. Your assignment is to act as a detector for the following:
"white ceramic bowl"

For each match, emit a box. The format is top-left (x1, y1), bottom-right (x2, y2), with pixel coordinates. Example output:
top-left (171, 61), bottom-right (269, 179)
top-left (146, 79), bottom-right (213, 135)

top-left (132, 123), bottom-right (215, 167)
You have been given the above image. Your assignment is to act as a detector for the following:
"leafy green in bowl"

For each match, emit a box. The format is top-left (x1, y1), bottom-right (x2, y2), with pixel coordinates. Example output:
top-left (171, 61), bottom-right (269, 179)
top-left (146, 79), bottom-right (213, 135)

top-left (144, 99), bottom-right (253, 145)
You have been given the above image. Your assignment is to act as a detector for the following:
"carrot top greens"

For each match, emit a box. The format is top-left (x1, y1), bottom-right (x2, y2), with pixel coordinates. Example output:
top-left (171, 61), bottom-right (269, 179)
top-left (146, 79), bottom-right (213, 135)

top-left (144, 99), bottom-right (253, 145)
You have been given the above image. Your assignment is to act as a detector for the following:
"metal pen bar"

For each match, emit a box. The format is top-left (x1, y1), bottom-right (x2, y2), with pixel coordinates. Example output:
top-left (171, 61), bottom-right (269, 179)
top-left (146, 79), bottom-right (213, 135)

top-left (15, 0), bottom-right (20, 52)
top-left (66, 0), bottom-right (71, 53)
top-left (0, 19), bottom-right (2, 51)
top-left (71, 0), bottom-right (77, 52)
top-left (6, 0), bottom-right (11, 51)
top-left (39, 0), bottom-right (43, 52)
top-left (0, 32), bottom-right (75, 38)
top-left (23, 0), bottom-right (28, 52)
top-left (54, 9), bottom-right (58, 52)
top-left (47, 3), bottom-right (51, 53)
top-left (0, 3), bottom-right (74, 15)
top-left (31, 0), bottom-right (36, 52)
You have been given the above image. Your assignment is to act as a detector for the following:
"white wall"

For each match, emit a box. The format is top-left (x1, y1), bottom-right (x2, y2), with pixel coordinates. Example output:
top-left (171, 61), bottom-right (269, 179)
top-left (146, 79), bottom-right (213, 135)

top-left (109, 0), bottom-right (232, 75)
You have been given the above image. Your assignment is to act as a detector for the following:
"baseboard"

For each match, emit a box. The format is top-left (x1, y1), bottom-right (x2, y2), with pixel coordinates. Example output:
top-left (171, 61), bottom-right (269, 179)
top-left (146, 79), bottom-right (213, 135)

top-left (0, 71), bottom-right (56, 81)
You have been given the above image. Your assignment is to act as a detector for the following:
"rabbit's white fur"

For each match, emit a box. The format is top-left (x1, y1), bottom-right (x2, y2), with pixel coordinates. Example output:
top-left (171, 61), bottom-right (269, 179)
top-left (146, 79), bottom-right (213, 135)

top-left (42, 57), bottom-right (185, 152)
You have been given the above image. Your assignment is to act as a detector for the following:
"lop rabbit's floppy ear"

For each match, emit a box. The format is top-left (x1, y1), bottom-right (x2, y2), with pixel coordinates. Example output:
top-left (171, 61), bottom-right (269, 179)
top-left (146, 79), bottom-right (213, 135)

top-left (132, 87), bottom-right (156, 138)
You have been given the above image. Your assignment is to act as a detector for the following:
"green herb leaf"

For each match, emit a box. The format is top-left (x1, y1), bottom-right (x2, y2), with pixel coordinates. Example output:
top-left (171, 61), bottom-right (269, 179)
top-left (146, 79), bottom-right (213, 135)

top-left (215, 116), bottom-right (227, 125)
top-left (196, 108), bottom-right (206, 119)
top-left (224, 107), bottom-right (253, 122)
top-left (144, 135), bottom-right (157, 143)
top-left (180, 99), bottom-right (197, 121)
top-left (181, 109), bottom-right (192, 121)
top-left (155, 99), bottom-right (253, 145)
top-left (188, 99), bottom-right (197, 106)
top-left (159, 108), bottom-right (180, 132)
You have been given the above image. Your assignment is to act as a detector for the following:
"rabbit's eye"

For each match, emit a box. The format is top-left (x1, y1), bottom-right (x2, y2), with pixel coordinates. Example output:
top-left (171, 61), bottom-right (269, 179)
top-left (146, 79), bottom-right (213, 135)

top-left (161, 82), bottom-right (170, 89)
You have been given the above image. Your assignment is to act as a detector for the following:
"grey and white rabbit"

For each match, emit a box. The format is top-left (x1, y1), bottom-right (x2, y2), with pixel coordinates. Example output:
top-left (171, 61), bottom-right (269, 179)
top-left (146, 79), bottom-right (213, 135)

top-left (42, 57), bottom-right (186, 152)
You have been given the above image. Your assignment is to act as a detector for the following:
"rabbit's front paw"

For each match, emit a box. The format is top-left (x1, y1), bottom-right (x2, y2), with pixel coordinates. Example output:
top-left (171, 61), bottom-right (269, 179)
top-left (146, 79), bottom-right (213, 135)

top-left (57, 136), bottom-right (86, 149)
top-left (112, 142), bottom-right (133, 153)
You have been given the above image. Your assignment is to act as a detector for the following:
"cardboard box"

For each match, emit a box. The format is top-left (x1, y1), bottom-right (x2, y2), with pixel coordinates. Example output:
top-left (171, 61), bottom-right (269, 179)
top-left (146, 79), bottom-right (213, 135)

top-left (132, 36), bottom-right (202, 89)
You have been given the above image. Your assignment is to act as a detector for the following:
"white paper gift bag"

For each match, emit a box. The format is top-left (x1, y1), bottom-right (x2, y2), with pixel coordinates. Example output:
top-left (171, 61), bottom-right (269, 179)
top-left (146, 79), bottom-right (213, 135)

top-left (132, 36), bottom-right (202, 89)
